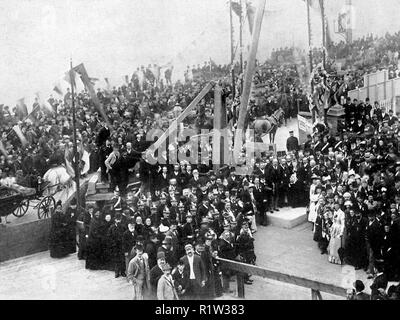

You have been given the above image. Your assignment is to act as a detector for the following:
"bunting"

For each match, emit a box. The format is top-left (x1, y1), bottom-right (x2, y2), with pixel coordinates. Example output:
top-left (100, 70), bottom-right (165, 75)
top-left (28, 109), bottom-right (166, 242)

top-left (12, 125), bottom-right (28, 146)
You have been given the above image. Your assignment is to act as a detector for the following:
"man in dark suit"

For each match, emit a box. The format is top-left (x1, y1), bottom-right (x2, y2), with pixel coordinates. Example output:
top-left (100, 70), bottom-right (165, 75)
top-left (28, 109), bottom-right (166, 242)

top-left (253, 177), bottom-right (268, 226)
top-left (149, 251), bottom-right (166, 299)
top-left (370, 262), bottom-right (388, 300)
top-left (158, 166), bottom-right (170, 191)
top-left (366, 212), bottom-right (384, 278)
top-left (180, 243), bottom-right (206, 299)
top-left (265, 158), bottom-right (283, 211)
top-left (388, 109), bottom-right (398, 126)
top-left (96, 121), bottom-right (111, 147)
top-left (286, 130), bottom-right (299, 153)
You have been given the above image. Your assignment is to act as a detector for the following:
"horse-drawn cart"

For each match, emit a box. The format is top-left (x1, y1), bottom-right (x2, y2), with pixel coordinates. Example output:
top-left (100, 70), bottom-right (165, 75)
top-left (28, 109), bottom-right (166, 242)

top-left (0, 181), bottom-right (57, 221)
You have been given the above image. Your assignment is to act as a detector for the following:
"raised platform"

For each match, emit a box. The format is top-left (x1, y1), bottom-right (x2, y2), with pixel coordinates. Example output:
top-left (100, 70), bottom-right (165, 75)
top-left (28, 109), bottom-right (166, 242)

top-left (266, 207), bottom-right (307, 229)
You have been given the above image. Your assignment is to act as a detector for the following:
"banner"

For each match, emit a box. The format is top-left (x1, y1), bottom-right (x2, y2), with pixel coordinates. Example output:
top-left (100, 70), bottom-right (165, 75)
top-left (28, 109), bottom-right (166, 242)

top-left (12, 125), bottom-right (28, 146)
top-left (298, 114), bottom-right (313, 133)
top-left (71, 63), bottom-right (111, 128)
top-left (53, 83), bottom-right (63, 96)
top-left (0, 140), bottom-right (7, 157)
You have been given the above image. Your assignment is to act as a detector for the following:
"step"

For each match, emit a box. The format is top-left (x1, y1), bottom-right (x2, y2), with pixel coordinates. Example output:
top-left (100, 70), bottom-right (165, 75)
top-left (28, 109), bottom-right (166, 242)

top-left (266, 207), bottom-right (307, 229)
top-left (86, 192), bottom-right (114, 202)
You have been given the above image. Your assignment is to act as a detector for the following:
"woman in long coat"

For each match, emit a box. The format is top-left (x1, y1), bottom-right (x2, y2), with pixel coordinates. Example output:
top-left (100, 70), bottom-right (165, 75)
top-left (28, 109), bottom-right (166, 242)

top-left (49, 201), bottom-right (70, 258)
top-left (85, 210), bottom-right (104, 270)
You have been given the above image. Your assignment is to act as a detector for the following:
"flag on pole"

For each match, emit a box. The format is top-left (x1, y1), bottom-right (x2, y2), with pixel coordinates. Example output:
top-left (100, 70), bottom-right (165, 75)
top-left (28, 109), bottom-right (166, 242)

top-left (72, 63), bottom-right (111, 128)
top-left (12, 125), bottom-right (28, 146)
top-left (0, 140), bottom-right (8, 157)
top-left (36, 92), bottom-right (54, 114)
top-left (104, 77), bottom-right (111, 92)
top-left (124, 75), bottom-right (129, 85)
top-left (53, 83), bottom-right (63, 96)
top-left (64, 68), bottom-right (77, 87)
top-left (231, 1), bottom-right (242, 17)
top-left (246, 1), bottom-right (256, 34)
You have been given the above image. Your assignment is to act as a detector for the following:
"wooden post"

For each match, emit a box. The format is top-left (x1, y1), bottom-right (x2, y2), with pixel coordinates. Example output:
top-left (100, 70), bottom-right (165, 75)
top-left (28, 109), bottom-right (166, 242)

top-left (213, 84), bottom-right (227, 171)
top-left (237, 273), bottom-right (245, 298)
top-left (233, 0), bottom-right (266, 161)
top-left (311, 289), bottom-right (323, 300)
top-left (229, 0), bottom-right (236, 99)
top-left (144, 82), bottom-right (214, 161)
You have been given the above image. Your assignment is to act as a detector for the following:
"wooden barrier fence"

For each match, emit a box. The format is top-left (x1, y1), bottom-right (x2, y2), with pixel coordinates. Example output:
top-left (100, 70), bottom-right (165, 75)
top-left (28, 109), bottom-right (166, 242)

top-left (217, 257), bottom-right (348, 300)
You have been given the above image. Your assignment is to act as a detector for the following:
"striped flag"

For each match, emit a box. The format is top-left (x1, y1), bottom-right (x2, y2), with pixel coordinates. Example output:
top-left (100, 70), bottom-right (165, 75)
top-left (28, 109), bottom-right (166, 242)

top-left (12, 125), bottom-right (28, 146)
top-left (0, 140), bottom-right (8, 157)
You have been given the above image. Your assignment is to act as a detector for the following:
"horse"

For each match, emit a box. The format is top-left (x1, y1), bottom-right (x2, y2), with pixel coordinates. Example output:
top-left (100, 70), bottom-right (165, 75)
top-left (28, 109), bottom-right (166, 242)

top-left (249, 107), bottom-right (285, 143)
top-left (43, 165), bottom-right (73, 196)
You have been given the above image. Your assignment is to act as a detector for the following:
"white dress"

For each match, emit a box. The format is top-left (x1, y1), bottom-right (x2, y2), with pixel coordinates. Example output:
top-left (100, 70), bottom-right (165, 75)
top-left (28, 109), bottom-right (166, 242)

top-left (308, 184), bottom-right (319, 223)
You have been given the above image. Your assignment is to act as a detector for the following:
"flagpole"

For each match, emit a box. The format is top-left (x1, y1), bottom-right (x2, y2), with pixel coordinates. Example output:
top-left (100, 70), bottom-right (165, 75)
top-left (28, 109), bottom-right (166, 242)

top-left (320, 0), bottom-right (326, 69)
top-left (306, 0), bottom-right (316, 123)
top-left (229, 0), bottom-right (236, 111)
top-left (70, 58), bottom-right (81, 215)
top-left (239, 0), bottom-right (243, 75)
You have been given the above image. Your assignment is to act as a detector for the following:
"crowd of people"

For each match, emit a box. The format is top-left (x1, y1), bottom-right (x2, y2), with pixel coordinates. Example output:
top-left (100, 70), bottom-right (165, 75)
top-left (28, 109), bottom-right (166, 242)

top-left (3, 28), bottom-right (400, 300)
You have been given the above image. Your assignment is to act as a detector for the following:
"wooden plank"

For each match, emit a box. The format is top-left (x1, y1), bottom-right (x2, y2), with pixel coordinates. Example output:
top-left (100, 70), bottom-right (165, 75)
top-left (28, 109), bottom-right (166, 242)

top-left (144, 82), bottom-right (214, 159)
top-left (217, 257), bottom-right (347, 297)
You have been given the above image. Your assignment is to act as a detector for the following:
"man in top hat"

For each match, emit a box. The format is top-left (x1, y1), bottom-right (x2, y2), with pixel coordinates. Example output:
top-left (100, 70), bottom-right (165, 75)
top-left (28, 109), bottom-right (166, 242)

top-left (65, 197), bottom-right (78, 255)
top-left (286, 130), bottom-right (299, 153)
top-left (366, 211), bottom-right (384, 279)
top-left (122, 218), bottom-right (137, 271)
top-left (158, 236), bottom-right (177, 268)
top-left (150, 251), bottom-right (167, 298)
top-left (182, 212), bottom-right (196, 244)
top-left (107, 213), bottom-right (126, 278)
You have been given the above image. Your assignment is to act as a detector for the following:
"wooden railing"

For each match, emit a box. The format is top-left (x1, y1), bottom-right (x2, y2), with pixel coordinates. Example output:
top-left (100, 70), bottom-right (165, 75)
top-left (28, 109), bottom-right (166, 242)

top-left (217, 257), bottom-right (348, 300)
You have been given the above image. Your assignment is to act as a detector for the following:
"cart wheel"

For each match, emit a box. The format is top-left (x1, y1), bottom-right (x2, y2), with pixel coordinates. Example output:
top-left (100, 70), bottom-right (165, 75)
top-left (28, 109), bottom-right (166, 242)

top-left (13, 199), bottom-right (29, 217)
top-left (38, 196), bottom-right (56, 219)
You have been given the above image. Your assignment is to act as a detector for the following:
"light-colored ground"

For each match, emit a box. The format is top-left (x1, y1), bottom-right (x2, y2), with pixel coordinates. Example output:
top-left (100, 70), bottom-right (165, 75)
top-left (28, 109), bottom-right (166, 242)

top-left (0, 206), bottom-right (373, 300)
